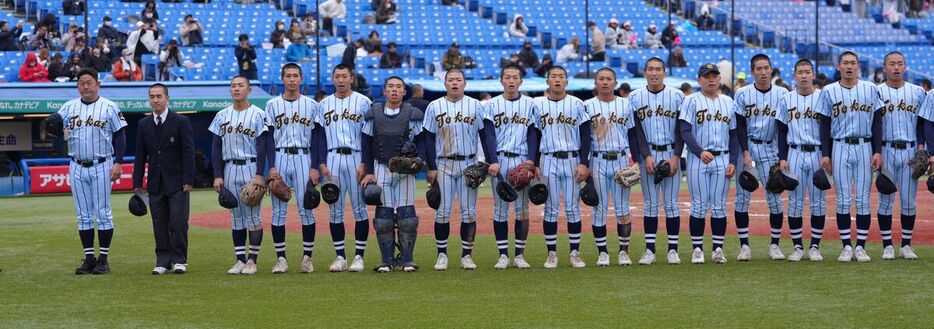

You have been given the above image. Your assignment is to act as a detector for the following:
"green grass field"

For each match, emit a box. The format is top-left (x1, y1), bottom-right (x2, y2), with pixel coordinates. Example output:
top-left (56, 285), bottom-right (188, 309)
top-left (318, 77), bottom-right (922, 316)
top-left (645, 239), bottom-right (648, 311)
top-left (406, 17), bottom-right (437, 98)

top-left (2, 190), bottom-right (933, 328)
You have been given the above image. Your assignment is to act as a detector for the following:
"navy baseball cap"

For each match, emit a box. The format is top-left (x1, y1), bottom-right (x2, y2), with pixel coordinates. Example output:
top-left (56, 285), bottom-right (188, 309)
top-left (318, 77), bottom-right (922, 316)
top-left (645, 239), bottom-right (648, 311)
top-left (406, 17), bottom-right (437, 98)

top-left (697, 63), bottom-right (720, 77)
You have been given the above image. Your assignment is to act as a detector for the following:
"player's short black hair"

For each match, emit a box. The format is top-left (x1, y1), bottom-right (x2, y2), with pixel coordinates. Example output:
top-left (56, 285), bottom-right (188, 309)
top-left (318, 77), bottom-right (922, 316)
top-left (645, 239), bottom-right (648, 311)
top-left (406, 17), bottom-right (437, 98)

top-left (793, 59), bottom-right (814, 72)
top-left (281, 63), bottom-right (302, 77)
top-left (618, 82), bottom-right (632, 93)
top-left (750, 53), bottom-right (771, 70)
top-left (644, 57), bottom-right (666, 71)
top-left (383, 75), bottom-right (405, 87)
top-left (546, 65), bottom-right (567, 78)
top-left (332, 63), bottom-right (354, 76)
top-left (883, 51), bottom-right (905, 64)
top-left (149, 83), bottom-right (169, 96)
top-left (231, 75), bottom-right (251, 85)
top-left (680, 82), bottom-right (692, 92)
top-left (444, 68), bottom-right (465, 80)
top-left (76, 68), bottom-right (98, 81)
top-left (595, 67), bottom-right (617, 79)
top-left (837, 51), bottom-right (859, 63)
top-left (500, 64), bottom-right (523, 79)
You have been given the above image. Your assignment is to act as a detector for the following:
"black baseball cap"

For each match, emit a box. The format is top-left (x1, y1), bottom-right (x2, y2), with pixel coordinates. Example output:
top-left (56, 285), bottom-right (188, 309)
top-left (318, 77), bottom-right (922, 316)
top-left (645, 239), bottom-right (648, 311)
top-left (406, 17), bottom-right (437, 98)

top-left (697, 63), bottom-right (720, 77)
top-left (450, 42), bottom-right (459, 48)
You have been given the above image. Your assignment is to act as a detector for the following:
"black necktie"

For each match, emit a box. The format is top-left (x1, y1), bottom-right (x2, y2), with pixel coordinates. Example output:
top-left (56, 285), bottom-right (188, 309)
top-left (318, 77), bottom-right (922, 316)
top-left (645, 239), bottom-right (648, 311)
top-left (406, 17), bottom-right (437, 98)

top-left (156, 115), bottom-right (162, 126)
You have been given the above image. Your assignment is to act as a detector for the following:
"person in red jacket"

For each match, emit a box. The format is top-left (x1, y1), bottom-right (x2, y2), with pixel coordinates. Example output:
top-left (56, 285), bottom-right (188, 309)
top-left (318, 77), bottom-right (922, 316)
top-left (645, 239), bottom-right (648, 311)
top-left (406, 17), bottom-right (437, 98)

top-left (113, 48), bottom-right (142, 81)
top-left (19, 52), bottom-right (50, 82)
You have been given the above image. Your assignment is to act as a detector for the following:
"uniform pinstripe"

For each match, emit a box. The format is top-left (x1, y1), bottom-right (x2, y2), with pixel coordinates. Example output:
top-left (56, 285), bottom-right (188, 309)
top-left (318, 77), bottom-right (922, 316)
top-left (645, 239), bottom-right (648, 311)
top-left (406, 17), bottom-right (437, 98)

top-left (265, 95), bottom-right (319, 226)
top-left (485, 95), bottom-right (538, 222)
top-left (777, 90), bottom-right (826, 218)
top-left (585, 96), bottom-right (635, 225)
top-left (208, 105), bottom-right (269, 230)
top-left (876, 82), bottom-right (926, 217)
top-left (630, 87), bottom-right (684, 219)
top-left (317, 91), bottom-right (371, 224)
top-left (733, 84), bottom-right (788, 214)
top-left (361, 107), bottom-right (423, 208)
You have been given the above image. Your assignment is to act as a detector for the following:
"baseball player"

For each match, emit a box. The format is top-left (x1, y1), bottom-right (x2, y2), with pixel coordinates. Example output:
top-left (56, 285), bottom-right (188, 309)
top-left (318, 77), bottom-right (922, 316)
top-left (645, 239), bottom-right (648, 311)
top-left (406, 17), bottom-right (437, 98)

top-left (629, 57), bottom-right (686, 265)
top-left (585, 67), bottom-right (647, 266)
top-left (876, 51), bottom-right (926, 260)
top-left (360, 76), bottom-right (427, 272)
top-left (679, 63), bottom-right (740, 265)
top-left (733, 54), bottom-right (788, 261)
top-left (48, 68), bottom-right (127, 275)
top-left (210, 76), bottom-right (275, 275)
top-left (485, 64), bottom-right (540, 269)
top-left (533, 66), bottom-right (592, 268)
top-left (815, 51), bottom-right (884, 263)
top-left (423, 68), bottom-right (500, 271)
top-left (264, 63), bottom-right (325, 273)
top-left (316, 64), bottom-right (373, 272)
top-left (776, 59), bottom-right (827, 262)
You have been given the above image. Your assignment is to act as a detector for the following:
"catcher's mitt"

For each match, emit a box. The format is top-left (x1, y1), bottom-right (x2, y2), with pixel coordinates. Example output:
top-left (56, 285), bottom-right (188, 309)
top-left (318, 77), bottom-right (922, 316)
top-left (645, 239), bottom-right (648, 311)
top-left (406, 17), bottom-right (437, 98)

top-left (399, 141), bottom-right (419, 158)
top-left (909, 149), bottom-right (930, 180)
top-left (507, 162), bottom-right (535, 191)
top-left (239, 180), bottom-right (267, 207)
top-left (267, 176), bottom-right (292, 202)
top-left (614, 163), bottom-right (641, 187)
top-left (463, 162), bottom-right (490, 189)
top-left (389, 156), bottom-right (425, 175)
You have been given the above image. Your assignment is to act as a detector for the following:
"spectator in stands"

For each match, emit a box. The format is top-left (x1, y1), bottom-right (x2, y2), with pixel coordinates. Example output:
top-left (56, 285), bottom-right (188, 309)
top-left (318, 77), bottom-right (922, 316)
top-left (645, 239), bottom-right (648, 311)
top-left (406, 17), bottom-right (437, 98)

top-left (696, 3), bottom-right (714, 30)
top-left (853, 0), bottom-right (870, 18)
top-left (586, 21), bottom-right (606, 62)
top-left (352, 72), bottom-right (371, 97)
top-left (661, 22), bottom-right (678, 49)
top-left (314, 90), bottom-right (327, 103)
top-left (286, 36), bottom-right (314, 62)
top-left (98, 17), bottom-right (126, 49)
top-left (271, 20), bottom-right (287, 49)
top-left (501, 53), bottom-right (526, 76)
top-left (37, 48), bottom-right (50, 68)
top-left (127, 20), bottom-right (160, 66)
top-left (873, 67), bottom-right (885, 84)
top-left (680, 82), bottom-right (693, 95)
top-left (735, 72), bottom-right (747, 89)
top-left (288, 20), bottom-right (304, 43)
top-left (63, 0), bottom-right (85, 15)
top-left (179, 15), bottom-right (204, 46)
top-left (28, 25), bottom-right (54, 51)
top-left (814, 73), bottom-right (830, 89)
top-left (159, 39), bottom-right (186, 80)
top-left (141, 0), bottom-right (159, 21)
top-left (717, 58), bottom-right (733, 88)
top-left (376, 0), bottom-right (398, 24)
top-left (301, 13), bottom-right (317, 37)
top-left (236, 34), bottom-right (258, 80)
top-left (65, 52), bottom-right (84, 79)
top-left (342, 38), bottom-right (364, 67)
top-left (442, 42), bottom-right (465, 69)
top-left (365, 30), bottom-right (383, 56)
top-left (921, 78), bottom-right (932, 91)
top-left (517, 40), bottom-right (539, 70)
top-left (908, 0), bottom-right (926, 18)
top-left (91, 38), bottom-right (113, 63)
top-left (319, 0), bottom-right (347, 33)
top-left (0, 21), bottom-right (24, 51)
top-left (85, 44), bottom-right (112, 72)
top-left (62, 23), bottom-right (85, 52)
top-left (408, 84), bottom-right (429, 111)
top-left (668, 45), bottom-right (687, 67)
top-left (48, 52), bottom-right (65, 81)
top-left (618, 83), bottom-right (632, 98)
top-left (509, 14), bottom-right (528, 38)
top-left (113, 48), bottom-right (143, 82)
top-left (618, 21), bottom-right (637, 49)
top-left (380, 42), bottom-right (403, 68)
top-left (441, 0), bottom-right (457, 5)
top-left (605, 18), bottom-right (622, 50)
top-left (71, 38), bottom-right (87, 63)
top-left (556, 37), bottom-right (580, 62)
top-left (644, 24), bottom-right (663, 49)
top-left (19, 53), bottom-right (50, 82)
top-left (536, 54), bottom-right (554, 77)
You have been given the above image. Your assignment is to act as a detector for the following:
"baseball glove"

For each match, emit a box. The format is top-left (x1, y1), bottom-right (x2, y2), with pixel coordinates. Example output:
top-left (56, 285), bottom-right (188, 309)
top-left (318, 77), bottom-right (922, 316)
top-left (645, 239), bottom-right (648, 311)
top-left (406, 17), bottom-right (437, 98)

top-left (463, 162), bottom-right (490, 189)
top-left (909, 149), bottom-right (930, 180)
top-left (239, 180), bottom-right (267, 207)
top-left (507, 162), bottom-right (535, 191)
top-left (765, 163), bottom-right (785, 194)
top-left (614, 163), bottom-right (641, 187)
top-left (388, 156), bottom-right (425, 175)
top-left (267, 175), bottom-right (292, 202)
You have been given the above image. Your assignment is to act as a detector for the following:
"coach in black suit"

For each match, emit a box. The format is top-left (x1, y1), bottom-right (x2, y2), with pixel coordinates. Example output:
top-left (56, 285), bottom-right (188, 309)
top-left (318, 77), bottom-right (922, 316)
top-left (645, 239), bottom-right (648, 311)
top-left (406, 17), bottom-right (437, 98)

top-left (133, 83), bottom-right (195, 275)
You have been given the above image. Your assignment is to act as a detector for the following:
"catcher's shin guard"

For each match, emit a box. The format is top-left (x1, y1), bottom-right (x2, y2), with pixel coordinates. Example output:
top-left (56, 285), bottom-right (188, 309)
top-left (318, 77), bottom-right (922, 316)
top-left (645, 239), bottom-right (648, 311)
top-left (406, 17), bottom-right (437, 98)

top-left (398, 205), bottom-right (419, 263)
top-left (374, 207), bottom-right (396, 266)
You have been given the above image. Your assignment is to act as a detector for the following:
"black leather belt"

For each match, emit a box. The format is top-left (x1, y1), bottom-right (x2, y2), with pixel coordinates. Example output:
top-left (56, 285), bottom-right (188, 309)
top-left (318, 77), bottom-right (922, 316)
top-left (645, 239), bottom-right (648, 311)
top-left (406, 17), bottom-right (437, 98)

top-left (592, 151), bottom-right (626, 160)
top-left (751, 138), bottom-right (773, 144)
top-left (497, 151), bottom-right (521, 158)
top-left (71, 157), bottom-right (107, 168)
top-left (790, 144), bottom-right (820, 152)
top-left (227, 158), bottom-right (257, 165)
top-left (330, 147), bottom-right (356, 154)
top-left (707, 150), bottom-right (727, 156)
top-left (277, 147), bottom-right (310, 154)
top-left (439, 154), bottom-right (475, 161)
top-left (545, 151), bottom-right (578, 159)
top-left (883, 141), bottom-right (915, 149)
top-left (835, 137), bottom-right (871, 145)
top-left (650, 144), bottom-right (673, 151)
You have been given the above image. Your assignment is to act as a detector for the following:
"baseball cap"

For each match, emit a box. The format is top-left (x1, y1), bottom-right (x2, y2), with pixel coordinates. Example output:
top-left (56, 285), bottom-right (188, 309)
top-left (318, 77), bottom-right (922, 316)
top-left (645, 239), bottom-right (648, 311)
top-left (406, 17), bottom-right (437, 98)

top-left (450, 42), bottom-right (459, 48)
top-left (736, 72), bottom-right (747, 80)
top-left (697, 63), bottom-right (720, 77)
top-left (623, 20), bottom-right (632, 27)
top-left (609, 18), bottom-right (618, 25)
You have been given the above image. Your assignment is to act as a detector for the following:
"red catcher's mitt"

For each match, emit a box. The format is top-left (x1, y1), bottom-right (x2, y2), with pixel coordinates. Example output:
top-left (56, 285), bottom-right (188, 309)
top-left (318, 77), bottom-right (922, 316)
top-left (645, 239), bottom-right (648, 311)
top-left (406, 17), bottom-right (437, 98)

top-left (507, 162), bottom-right (535, 191)
top-left (267, 175), bottom-right (291, 202)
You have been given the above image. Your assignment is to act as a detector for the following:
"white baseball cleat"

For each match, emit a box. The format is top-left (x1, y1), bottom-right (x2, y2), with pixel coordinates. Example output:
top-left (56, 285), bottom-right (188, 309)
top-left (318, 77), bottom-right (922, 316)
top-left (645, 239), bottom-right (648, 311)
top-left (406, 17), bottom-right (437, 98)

top-left (375, 264), bottom-right (392, 273)
top-left (837, 246), bottom-right (854, 262)
top-left (299, 255), bottom-right (314, 273)
top-left (403, 263), bottom-right (418, 272)
top-left (769, 244), bottom-right (786, 260)
top-left (544, 251), bottom-right (558, 269)
top-left (881, 245), bottom-right (896, 260)
top-left (901, 245), bottom-right (918, 260)
top-left (808, 246), bottom-right (823, 262)
top-left (494, 255), bottom-right (509, 269)
top-left (433, 253), bottom-right (448, 271)
top-left (854, 246), bottom-right (871, 262)
top-left (638, 250), bottom-right (656, 265)
top-left (736, 245), bottom-right (751, 261)
top-left (617, 250), bottom-right (632, 266)
top-left (272, 256), bottom-right (288, 274)
top-left (513, 255), bottom-right (531, 269)
top-left (667, 250), bottom-right (681, 265)
top-left (227, 261), bottom-right (246, 275)
top-left (241, 259), bottom-right (257, 275)
top-left (712, 247), bottom-right (727, 264)
top-left (569, 250), bottom-right (586, 268)
top-left (596, 252), bottom-right (610, 267)
top-left (348, 255), bottom-right (365, 272)
top-left (787, 246), bottom-right (804, 262)
top-left (691, 247), bottom-right (705, 264)
top-left (329, 256), bottom-right (348, 272)
top-left (172, 263), bottom-right (187, 274)
top-left (460, 255), bottom-right (477, 270)
top-left (151, 266), bottom-right (168, 275)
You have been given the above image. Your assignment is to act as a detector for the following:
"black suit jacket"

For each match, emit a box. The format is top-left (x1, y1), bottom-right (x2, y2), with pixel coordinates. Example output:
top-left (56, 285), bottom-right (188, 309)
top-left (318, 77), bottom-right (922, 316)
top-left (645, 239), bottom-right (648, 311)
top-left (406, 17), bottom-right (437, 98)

top-left (133, 110), bottom-right (195, 194)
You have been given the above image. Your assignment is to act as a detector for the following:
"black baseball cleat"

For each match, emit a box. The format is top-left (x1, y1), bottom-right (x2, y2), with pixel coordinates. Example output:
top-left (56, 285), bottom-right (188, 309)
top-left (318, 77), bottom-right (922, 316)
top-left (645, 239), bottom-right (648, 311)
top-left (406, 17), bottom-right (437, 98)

top-left (75, 258), bottom-right (96, 275)
top-left (92, 258), bottom-right (110, 275)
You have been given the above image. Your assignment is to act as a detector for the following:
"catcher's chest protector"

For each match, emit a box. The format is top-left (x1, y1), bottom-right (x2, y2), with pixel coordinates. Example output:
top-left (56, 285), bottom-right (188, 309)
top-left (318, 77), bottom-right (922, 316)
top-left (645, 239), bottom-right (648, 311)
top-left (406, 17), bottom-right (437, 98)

top-left (373, 104), bottom-right (414, 164)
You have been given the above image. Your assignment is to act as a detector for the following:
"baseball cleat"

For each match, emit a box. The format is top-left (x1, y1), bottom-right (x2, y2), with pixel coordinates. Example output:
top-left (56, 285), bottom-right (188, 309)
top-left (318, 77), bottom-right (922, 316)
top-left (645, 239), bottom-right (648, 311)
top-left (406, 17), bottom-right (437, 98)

top-left (493, 255), bottom-right (509, 269)
top-left (596, 252), bottom-right (610, 267)
top-left (172, 263), bottom-right (187, 274)
top-left (854, 246), bottom-right (871, 262)
top-left (617, 250), bottom-right (632, 266)
top-left (638, 250), bottom-right (656, 265)
top-left (151, 266), bottom-right (168, 275)
top-left (881, 245), bottom-right (895, 260)
top-left (691, 247), bottom-right (705, 264)
top-left (75, 258), bottom-right (96, 275)
top-left (901, 245), bottom-right (918, 260)
top-left (402, 262), bottom-right (418, 272)
top-left (227, 260), bottom-right (246, 275)
top-left (736, 245), bottom-right (751, 262)
top-left (374, 263), bottom-right (392, 273)
top-left (348, 255), bottom-right (365, 272)
top-left (460, 255), bottom-right (477, 270)
top-left (837, 246), bottom-right (854, 262)
top-left (769, 244), bottom-right (785, 260)
top-left (329, 256), bottom-right (348, 272)
top-left (300, 255), bottom-right (314, 273)
top-left (712, 247), bottom-right (727, 264)
top-left (513, 255), bottom-right (531, 269)
top-left (433, 253), bottom-right (448, 271)
top-left (544, 251), bottom-right (558, 269)
top-left (787, 246), bottom-right (804, 262)
top-left (569, 250), bottom-right (586, 268)
top-left (272, 257), bottom-right (288, 274)
top-left (241, 260), bottom-right (257, 275)
top-left (808, 246), bottom-right (823, 262)
top-left (667, 250), bottom-right (681, 265)
top-left (92, 258), bottom-right (110, 275)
